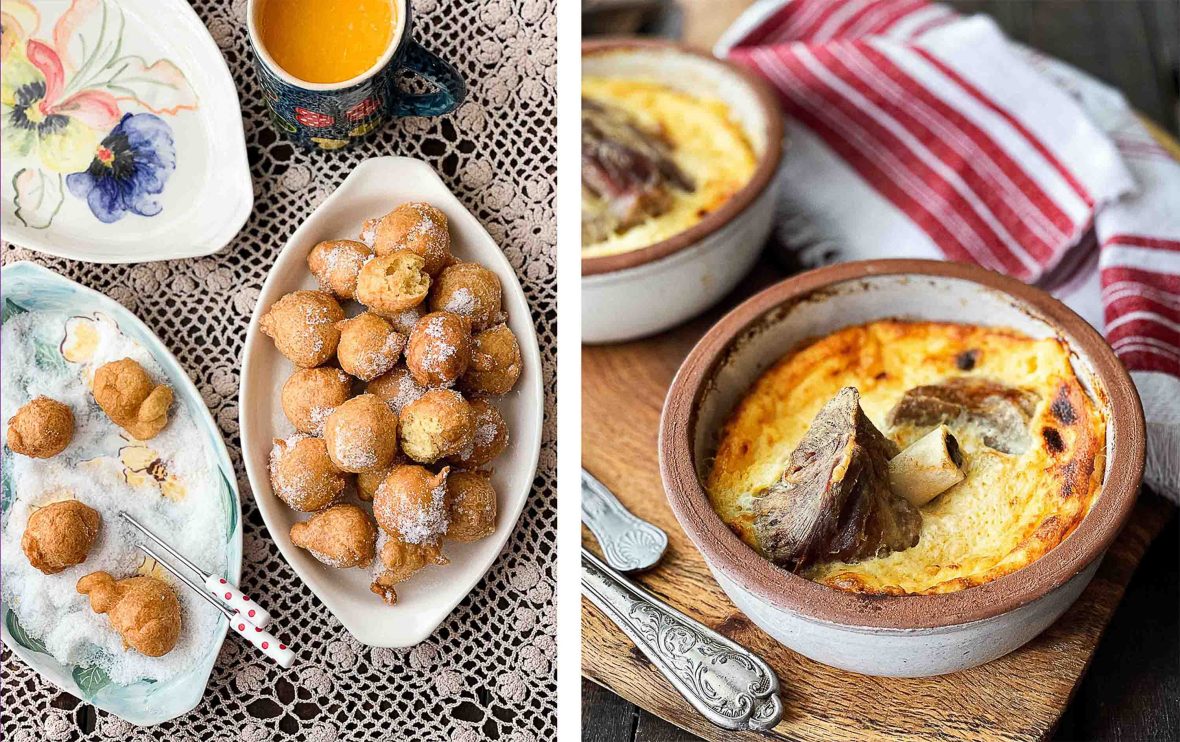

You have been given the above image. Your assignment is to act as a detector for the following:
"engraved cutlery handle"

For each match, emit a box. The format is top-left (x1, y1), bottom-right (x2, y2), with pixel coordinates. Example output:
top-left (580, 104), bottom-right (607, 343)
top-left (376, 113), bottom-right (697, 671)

top-left (581, 470), bottom-right (668, 572)
top-left (582, 548), bottom-right (783, 732)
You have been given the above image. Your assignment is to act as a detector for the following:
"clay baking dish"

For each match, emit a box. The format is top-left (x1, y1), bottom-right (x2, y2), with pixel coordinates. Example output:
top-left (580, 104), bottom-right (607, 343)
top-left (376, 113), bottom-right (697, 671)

top-left (659, 259), bottom-right (1146, 677)
top-left (582, 38), bottom-right (784, 343)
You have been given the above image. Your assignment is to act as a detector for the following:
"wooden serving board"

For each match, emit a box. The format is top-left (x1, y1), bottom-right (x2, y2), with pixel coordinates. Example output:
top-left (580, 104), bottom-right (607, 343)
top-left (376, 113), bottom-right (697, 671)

top-left (581, 260), bottom-right (1177, 742)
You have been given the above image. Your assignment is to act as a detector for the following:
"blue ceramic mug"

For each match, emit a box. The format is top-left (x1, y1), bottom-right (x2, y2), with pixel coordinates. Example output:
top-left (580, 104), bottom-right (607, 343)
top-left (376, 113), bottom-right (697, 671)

top-left (246, 0), bottom-right (465, 150)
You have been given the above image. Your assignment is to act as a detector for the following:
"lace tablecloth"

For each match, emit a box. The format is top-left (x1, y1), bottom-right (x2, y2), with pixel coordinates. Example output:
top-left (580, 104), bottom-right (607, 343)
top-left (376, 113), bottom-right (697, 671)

top-left (0, 0), bottom-right (557, 739)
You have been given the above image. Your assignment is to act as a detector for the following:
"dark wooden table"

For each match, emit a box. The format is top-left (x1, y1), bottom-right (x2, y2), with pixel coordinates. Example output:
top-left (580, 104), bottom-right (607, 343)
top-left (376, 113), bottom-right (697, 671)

top-left (582, 1), bottom-right (1180, 740)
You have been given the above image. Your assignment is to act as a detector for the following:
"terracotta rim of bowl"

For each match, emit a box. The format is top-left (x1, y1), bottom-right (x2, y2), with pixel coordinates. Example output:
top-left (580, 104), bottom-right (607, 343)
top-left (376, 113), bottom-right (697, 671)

top-left (581, 38), bottom-right (785, 277)
top-left (659, 259), bottom-right (1146, 630)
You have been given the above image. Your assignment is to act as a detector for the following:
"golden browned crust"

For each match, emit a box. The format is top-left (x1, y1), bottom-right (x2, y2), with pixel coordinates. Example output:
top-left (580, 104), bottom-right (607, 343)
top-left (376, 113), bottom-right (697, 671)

top-left (7, 397), bottom-right (74, 458)
top-left (707, 320), bottom-right (1106, 596)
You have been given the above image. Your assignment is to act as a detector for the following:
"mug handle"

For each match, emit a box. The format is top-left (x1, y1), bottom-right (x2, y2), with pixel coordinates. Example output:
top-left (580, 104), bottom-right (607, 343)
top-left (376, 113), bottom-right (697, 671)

top-left (391, 41), bottom-right (467, 117)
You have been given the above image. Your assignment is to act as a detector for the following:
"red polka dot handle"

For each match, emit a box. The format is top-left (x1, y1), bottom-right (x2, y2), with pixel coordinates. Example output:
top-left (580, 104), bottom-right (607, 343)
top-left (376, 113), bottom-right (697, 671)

top-left (230, 618), bottom-right (295, 668)
top-left (203, 574), bottom-right (272, 628)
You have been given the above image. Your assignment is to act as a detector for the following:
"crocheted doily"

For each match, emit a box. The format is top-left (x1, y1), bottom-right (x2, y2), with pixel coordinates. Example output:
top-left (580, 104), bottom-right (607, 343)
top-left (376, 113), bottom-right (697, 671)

top-left (1, 0), bottom-right (557, 739)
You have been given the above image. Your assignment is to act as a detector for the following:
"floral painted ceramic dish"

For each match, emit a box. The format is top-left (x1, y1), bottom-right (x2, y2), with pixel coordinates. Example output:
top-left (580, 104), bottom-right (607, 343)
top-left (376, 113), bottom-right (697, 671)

top-left (0, 261), bottom-right (243, 725)
top-left (0, 0), bottom-right (251, 263)
top-left (239, 157), bottom-right (544, 648)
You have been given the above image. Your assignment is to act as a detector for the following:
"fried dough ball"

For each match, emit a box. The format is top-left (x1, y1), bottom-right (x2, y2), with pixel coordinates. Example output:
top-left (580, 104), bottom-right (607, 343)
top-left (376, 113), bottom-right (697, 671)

top-left (281, 367), bottom-right (354, 435)
top-left (399, 389), bottom-right (474, 464)
top-left (356, 466), bottom-right (392, 502)
top-left (363, 202), bottom-right (451, 275)
top-left (289, 504), bottom-right (377, 568)
top-left (428, 262), bottom-right (503, 330)
top-left (355, 251), bottom-right (431, 316)
top-left (372, 464), bottom-right (450, 543)
top-left (369, 538), bottom-right (448, 606)
top-left (259, 290), bottom-right (344, 368)
top-left (386, 305), bottom-right (425, 336)
top-left (405, 312), bottom-right (472, 388)
top-left (307, 239), bottom-right (373, 300)
top-left (21, 500), bottom-right (101, 574)
top-left (77, 572), bottom-right (181, 657)
top-left (336, 313), bottom-right (406, 382)
top-left (322, 394), bottom-right (398, 474)
top-left (269, 436), bottom-right (348, 512)
top-left (452, 398), bottom-right (509, 468)
top-left (462, 323), bottom-right (522, 396)
top-left (93, 358), bottom-right (174, 440)
top-left (7, 397), bottom-right (74, 458)
top-left (445, 471), bottom-right (498, 542)
top-left (367, 366), bottom-right (427, 416)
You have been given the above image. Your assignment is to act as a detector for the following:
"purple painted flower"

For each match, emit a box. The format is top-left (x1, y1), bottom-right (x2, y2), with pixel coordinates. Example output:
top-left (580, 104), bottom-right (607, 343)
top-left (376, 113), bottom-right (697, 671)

top-left (66, 113), bottom-right (176, 223)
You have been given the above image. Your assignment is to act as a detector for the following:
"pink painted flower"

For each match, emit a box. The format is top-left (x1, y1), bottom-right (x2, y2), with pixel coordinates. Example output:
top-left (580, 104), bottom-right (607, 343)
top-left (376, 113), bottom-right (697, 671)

top-left (2, 37), bottom-right (119, 172)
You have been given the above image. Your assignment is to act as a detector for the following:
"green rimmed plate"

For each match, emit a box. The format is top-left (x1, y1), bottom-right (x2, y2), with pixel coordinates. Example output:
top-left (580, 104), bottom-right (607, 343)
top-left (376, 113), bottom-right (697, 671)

top-left (0, 261), bottom-right (243, 725)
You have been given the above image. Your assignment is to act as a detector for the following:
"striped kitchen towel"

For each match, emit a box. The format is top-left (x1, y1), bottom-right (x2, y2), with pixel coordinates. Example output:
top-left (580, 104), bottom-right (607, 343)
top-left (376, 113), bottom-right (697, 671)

top-left (717, 0), bottom-right (1180, 502)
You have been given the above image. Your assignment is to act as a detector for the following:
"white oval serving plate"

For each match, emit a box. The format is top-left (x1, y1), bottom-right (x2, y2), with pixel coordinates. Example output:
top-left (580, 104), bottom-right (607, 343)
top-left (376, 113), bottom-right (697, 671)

top-left (240, 156), bottom-right (543, 648)
top-left (0, 0), bottom-right (251, 263)
top-left (0, 261), bottom-right (243, 725)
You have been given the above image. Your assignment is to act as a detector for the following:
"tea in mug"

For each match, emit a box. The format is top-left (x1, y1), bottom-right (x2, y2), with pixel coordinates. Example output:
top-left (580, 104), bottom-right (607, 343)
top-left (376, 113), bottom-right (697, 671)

top-left (256, 0), bottom-right (396, 84)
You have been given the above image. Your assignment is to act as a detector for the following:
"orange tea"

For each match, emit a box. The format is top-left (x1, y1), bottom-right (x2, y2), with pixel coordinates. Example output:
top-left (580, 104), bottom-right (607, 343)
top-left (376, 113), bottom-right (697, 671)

top-left (256, 0), bottom-right (396, 85)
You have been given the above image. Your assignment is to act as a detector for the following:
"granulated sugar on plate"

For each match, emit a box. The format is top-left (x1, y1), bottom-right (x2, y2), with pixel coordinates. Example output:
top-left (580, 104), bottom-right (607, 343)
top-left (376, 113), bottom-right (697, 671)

top-left (1, 310), bottom-right (228, 685)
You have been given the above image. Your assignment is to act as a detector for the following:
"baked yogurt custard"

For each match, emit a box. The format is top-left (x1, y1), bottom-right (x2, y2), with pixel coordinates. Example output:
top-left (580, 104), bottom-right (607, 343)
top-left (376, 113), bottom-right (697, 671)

top-left (706, 320), bottom-right (1107, 596)
top-left (581, 77), bottom-right (757, 257)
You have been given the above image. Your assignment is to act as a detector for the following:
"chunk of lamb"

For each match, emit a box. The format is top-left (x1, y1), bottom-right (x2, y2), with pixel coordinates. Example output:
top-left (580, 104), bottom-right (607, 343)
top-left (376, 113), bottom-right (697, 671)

top-left (581, 98), bottom-right (694, 242)
top-left (887, 376), bottom-right (1039, 454)
top-left (752, 387), bottom-right (922, 572)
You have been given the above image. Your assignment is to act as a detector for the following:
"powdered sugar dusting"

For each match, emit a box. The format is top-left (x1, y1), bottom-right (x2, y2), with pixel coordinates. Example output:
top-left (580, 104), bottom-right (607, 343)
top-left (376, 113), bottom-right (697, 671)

top-left (331, 424), bottom-right (378, 470)
top-left (307, 406), bottom-right (334, 436)
top-left (388, 308), bottom-right (423, 335)
top-left (269, 434), bottom-right (335, 510)
top-left (443, 287), bottom-right (476, 316)
top-left (270, 433), bottom-right (309, 463)
top-left (312, 243), bottom-right (369, 290)
top-left (1, 310), bottom-right (226, 686)
top-left (306, 547), bottom-right (350, 569)
top-left (388, 372), bottom-right (426, 415)
top-left (370, 529), bottom-right (393, 580)
top-left (419, 315), bottom-right (458, 374)
top-left (458, 407), bottom-right (502, 462)
top-left (303, 302), bottom-right (334, 326)
top-left (351, 330), bottom-right (405, 380)
top-left (359, 219), bottom-right (378, 247)
top-left (407, 203), bottom-right (443, 243)
top-left (374, 476), bottom-right (449, 545)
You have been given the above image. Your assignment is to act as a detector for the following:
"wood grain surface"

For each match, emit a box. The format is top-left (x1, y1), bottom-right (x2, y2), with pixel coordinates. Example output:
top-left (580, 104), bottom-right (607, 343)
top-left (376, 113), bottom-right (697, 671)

top-left (582, 1), bottom-right (1180, 739)
top-left (580, 259), bottom-right (1176, 742)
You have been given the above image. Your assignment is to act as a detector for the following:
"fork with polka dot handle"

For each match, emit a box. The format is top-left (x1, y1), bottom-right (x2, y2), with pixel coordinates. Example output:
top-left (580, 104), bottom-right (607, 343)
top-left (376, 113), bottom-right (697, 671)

top-left (134, 540), bottom-right (296, 668)
top-left (120, 512), bottom-right (273, 628)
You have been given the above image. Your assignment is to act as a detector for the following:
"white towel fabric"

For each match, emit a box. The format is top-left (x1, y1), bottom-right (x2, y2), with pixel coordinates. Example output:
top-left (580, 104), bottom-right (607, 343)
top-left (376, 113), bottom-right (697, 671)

top-left (716, 0), bottom-right (1180, 502)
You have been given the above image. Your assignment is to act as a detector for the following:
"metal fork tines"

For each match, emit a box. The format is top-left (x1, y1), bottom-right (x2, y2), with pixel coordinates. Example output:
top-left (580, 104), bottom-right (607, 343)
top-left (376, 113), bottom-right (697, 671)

top-left (133, 539), bottom-right (295, 668)
top-left (120, 511), bottom-right (272, 627)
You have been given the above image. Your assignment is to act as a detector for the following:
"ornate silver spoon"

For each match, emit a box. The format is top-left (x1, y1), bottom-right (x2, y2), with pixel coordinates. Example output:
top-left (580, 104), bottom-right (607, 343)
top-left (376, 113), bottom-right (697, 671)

top-left (581, 468), bottom-right (667, 572)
